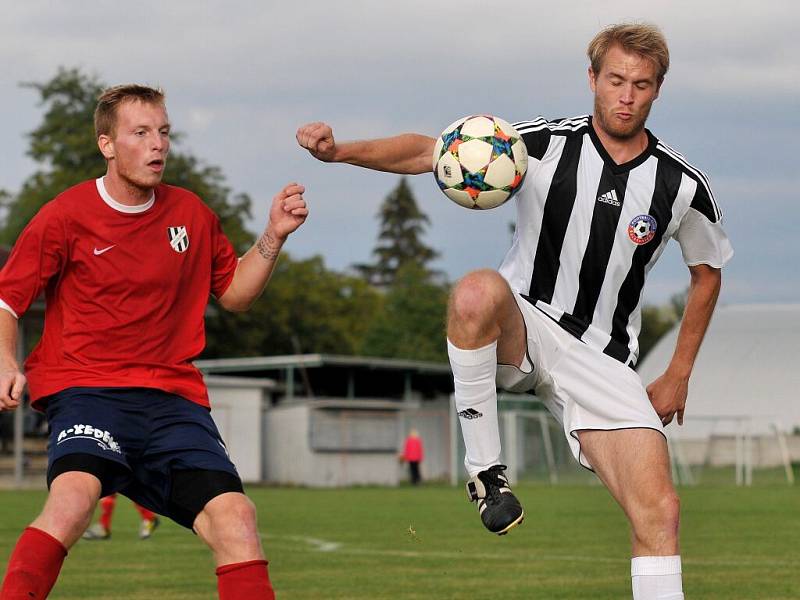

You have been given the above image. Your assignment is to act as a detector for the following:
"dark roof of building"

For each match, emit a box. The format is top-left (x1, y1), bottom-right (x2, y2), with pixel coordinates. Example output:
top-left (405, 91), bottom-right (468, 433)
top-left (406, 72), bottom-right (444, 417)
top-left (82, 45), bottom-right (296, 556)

top-left (196, 354), bottom-right (454, 401)
top-left (197, 354), bottom-right (451, 374)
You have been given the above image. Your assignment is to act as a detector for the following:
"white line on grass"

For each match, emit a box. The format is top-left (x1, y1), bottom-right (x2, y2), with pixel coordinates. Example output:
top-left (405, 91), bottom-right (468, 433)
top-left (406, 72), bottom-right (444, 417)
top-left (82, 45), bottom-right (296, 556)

top-left (264, 534), bottom-right (799, 569)
top-left (270, 535), bottom-right (342, 552)
top-left (265, 534), bottom-right (628, 563)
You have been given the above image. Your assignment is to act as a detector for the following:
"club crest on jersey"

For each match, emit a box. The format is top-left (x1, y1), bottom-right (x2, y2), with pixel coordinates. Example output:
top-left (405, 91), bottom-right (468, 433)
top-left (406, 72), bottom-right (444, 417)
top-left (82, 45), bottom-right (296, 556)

top-left (167, 226), bottom-right (189, 253)
top-left (628, 215), bottom-right (657, 245)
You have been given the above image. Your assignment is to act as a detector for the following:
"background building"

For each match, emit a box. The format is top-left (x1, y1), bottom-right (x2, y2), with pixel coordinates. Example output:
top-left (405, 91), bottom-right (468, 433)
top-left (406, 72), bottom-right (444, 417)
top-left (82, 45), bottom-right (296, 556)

top-left (200, 355), bottom-right (454, 486)
top-left (636, 304), bottom-right (800, 483)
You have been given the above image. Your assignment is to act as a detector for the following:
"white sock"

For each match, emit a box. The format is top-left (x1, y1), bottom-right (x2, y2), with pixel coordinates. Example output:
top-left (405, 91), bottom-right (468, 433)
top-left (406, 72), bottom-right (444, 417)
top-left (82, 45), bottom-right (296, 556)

top-left (631, 555), bottom-right (684, 600)
top-left (447, 339), bottom-right (501, 477)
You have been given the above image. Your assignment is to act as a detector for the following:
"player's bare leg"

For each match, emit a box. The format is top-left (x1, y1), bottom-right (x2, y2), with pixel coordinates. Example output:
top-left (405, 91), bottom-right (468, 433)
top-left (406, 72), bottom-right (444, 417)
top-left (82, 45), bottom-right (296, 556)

top-left (0, 471), bottom-right (101, 598)
top-left (578, 428), bottom-right (684, 599)
top-left (194, 492), bottom-right (263, 564)
top-left (194, 492), bottom-right (274, 600)
top-left (32, 471), bottom-right (102, 547)
top-left (447, 269), bottom-right (527, 534)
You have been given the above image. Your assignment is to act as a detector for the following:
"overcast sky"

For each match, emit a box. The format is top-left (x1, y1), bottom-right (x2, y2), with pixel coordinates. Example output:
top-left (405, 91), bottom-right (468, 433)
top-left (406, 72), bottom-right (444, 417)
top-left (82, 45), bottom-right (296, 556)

top-left (1, 1), bottom-right (797, 305)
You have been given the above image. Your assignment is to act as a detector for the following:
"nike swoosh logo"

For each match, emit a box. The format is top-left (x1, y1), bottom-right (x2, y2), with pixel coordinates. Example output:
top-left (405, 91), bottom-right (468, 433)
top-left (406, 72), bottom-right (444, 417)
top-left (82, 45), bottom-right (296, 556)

top-left (93, 245), bottom-right (116, 256)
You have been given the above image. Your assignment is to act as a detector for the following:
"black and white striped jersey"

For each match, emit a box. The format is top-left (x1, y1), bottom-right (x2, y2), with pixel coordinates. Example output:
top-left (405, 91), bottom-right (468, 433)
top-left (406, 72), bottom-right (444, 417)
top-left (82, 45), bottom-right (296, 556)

top-left (501, 115), bottom-right (733, 366)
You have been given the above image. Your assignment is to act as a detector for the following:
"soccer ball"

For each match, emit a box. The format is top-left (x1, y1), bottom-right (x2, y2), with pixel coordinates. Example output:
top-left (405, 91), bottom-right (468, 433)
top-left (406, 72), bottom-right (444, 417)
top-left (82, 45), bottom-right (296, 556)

top-left (432, 115), bottom-right (528, 210)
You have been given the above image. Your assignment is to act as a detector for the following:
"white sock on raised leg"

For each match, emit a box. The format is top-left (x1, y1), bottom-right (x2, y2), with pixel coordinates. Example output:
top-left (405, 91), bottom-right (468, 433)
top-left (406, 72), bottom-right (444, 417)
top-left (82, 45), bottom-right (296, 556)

top-left (447, 339), bottom-right (501, 477)
top-left (631, 555), bottom-right (684, 600)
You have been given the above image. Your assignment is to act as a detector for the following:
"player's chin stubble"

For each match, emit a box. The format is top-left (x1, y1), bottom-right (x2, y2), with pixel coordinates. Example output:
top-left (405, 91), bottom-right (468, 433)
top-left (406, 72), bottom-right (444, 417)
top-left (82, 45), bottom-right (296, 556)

top-left (594, 97), bottom-right (652, 141)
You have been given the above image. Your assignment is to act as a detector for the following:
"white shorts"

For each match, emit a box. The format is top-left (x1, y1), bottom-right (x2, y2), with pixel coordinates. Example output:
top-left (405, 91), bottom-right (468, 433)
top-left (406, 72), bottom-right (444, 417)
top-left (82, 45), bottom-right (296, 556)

top-left (496, 294), bottom-right (665, 470)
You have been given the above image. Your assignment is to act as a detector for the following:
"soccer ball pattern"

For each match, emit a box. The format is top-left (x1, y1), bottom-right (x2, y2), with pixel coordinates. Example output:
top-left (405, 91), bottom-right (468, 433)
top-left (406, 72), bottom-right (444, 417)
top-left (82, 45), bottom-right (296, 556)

top-left (432, 115), bottom-right (528, 210)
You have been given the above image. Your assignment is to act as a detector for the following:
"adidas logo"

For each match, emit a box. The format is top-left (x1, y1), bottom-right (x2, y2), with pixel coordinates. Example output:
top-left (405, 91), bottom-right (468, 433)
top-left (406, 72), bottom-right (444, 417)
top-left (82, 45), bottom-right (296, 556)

top-left (597, 189), bottom-right (620, 206)
top-left (458, 408), bottom-right (483, 420)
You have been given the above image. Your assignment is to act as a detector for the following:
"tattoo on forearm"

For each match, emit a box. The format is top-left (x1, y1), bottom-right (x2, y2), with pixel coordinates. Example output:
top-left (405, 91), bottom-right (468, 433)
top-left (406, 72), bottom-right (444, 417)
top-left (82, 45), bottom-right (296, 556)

top-left (256, 231), bottom-right (281, 262)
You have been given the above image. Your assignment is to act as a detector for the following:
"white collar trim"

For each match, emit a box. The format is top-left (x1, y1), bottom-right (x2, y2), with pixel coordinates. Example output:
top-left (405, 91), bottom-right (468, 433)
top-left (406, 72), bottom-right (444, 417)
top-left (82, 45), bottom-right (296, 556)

top-left (96, 177), bottom-right (155, 214)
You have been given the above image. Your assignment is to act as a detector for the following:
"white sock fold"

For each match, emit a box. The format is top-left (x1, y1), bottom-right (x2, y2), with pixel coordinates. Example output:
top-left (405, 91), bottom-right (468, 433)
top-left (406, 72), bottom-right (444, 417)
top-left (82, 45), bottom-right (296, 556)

top-left (631, 555), bottom-right (683, 600)
top-left (448, 339), bottom-right (501, 477)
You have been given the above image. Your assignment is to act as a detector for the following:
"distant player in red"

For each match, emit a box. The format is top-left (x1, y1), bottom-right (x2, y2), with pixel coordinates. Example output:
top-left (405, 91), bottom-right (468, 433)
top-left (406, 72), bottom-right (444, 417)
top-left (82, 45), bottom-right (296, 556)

top-left (82, 494), bottom-right (160, 540)
top-left (400, 429), bottom-right (424, 485)
top-left (0, 84), bottom-right (308, 599)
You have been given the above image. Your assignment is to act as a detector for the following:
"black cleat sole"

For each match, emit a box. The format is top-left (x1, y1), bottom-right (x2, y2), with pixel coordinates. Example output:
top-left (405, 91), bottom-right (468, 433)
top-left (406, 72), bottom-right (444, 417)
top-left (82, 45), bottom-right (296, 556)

top-left (495, 511), bottom-right (525, 536)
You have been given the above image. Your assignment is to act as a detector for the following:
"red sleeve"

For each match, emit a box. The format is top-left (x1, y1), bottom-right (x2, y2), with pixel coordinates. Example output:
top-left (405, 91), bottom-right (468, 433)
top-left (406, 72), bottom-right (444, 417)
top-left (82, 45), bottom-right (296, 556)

top-left (0, 203), bottom-right (66, 317)
top-left (210, 215), bottom-right (238, 299)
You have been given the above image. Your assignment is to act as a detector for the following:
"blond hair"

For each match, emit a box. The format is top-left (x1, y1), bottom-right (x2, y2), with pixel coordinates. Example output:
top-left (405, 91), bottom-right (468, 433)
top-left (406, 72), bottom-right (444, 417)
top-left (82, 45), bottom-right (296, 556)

top-left (587, 23), bottom-right (670, 83)
top-left (94, 84), bottom-right (165, 138)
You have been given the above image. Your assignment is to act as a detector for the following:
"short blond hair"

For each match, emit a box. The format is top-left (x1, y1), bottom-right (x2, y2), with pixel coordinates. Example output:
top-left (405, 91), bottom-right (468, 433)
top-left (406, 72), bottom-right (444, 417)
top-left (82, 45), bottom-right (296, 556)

top-left (94, 84), bottom-right (165, 138)
top-left (587, 23), bottom-right (670, 83)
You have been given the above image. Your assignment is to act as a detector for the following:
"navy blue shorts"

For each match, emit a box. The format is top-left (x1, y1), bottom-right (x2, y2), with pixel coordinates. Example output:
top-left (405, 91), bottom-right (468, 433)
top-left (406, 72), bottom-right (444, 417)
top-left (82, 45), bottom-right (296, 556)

top-left (44, 387), bottom-right (242, 528)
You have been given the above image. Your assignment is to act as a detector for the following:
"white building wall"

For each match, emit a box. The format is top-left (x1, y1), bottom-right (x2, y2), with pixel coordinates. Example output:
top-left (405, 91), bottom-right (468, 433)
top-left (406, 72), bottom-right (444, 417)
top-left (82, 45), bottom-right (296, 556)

top-left (205, 376), bottom-right (455, 487)
top-left (672, 435), bottom-right (800, 467)
top-left (637, 304), bottom-right (800, 438)
top-left (206, 377), bottom-right (273, 483)
top-left (263, 400), bottom-right (408, 487)
top-left (263, 403), bottom-right (313, 484)
top-left (398, 400), bottom-right (451, 483)
top-left (310, 452), bottom-right (397, 487)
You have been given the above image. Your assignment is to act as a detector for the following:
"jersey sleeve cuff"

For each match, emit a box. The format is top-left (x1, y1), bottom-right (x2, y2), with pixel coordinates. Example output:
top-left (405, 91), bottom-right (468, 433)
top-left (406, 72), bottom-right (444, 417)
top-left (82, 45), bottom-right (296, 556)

top-left (0, 298), bottom-right (19, 319)
top-left (685, 254), bottom-right (733, 269)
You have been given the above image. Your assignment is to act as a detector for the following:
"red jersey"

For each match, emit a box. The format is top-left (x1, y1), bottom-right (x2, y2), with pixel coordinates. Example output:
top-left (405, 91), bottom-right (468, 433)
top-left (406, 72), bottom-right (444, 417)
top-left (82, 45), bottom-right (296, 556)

top-left (0, 178), bottom-right (238, 409)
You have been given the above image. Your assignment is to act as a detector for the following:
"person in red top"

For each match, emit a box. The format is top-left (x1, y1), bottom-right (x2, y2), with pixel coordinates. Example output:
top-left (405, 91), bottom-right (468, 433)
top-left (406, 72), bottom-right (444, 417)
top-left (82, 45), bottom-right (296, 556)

top-left (400, 429), bottom-right (424, 485)
top-left (0, 84), bottom-right (308, 600)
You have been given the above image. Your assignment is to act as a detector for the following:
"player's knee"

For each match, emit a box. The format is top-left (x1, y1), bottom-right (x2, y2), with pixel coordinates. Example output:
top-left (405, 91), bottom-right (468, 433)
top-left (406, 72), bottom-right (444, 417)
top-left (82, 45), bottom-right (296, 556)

top-left (33, 473), bottom-right (100, 544)
top-left (202, 493), bottom-right (260, 549)
top-left (226, 495), bottom-right (258, 532)
top-left (48, 473), bottom-right (100, 520)
top-left (449, 270), bottom-right (508, 327)
top-left (632, 491), bottom-right (680, 546)
top-left (658, 492), bottom-right (681, 532)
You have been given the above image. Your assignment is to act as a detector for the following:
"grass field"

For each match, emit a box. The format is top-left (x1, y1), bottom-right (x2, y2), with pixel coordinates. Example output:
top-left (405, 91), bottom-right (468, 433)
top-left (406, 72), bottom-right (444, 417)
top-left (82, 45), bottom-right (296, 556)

top-left (0, 483), bottom-right (798, 599)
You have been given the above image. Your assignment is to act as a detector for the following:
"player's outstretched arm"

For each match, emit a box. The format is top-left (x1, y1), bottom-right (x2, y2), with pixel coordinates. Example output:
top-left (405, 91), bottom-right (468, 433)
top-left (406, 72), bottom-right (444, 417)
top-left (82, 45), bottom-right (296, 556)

top-left (217, 183), bottom-right (309, 312)
top-left (296, 122), bottom-right (435, 175)
top-left (646, 264), bottom-right (721, 426)
top-left (0, 309), bottom-right (26, 411)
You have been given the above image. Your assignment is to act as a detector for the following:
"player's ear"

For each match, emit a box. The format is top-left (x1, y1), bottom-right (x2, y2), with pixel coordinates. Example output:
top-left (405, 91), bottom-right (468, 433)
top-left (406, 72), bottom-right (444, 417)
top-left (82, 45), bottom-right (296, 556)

top-left (98, 135), bottom-right (114, 160)
top-left (588, 67), bottom-right (597, 93)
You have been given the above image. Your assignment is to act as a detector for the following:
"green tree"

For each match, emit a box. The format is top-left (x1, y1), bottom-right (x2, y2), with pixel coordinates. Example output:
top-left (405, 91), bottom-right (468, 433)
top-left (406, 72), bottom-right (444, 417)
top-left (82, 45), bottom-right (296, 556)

top-left (357, 177), bottom-right (439, 286)
top-left (0, 68), bottom-right (254, 251)
top-left (205, 254), bottom-right (381, 358)
top-left (361, 262), bottom-right (449, 362)
top-left (0, 69), bottom-right (106, 244)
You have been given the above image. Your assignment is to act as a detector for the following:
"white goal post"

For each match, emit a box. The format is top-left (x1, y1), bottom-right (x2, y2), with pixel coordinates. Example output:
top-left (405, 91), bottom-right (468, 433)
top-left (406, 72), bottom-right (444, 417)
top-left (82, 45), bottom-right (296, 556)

top-left (450, 399), bottom-right (796, 486)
